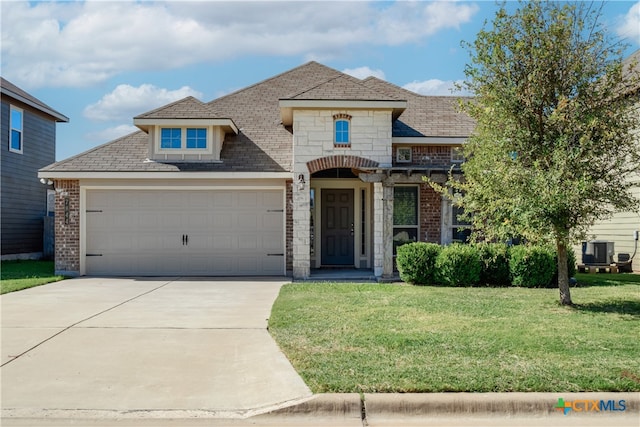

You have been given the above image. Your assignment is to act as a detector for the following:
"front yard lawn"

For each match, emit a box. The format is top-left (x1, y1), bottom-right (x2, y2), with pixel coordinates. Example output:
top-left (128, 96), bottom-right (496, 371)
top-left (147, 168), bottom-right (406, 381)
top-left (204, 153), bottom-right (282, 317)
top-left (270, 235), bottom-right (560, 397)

top-left (1, 260), bottom-right (65, 294)
top-left (269, 275), bottom-right (640, 393)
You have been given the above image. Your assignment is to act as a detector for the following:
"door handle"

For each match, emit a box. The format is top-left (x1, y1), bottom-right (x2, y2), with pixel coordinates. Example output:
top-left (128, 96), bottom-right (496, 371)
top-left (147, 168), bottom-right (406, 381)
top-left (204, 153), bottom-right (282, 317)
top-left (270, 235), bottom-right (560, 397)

top-left (182, 234), bottom-right (186, 245)
top-left (185, 234), bottom-right (188, 245)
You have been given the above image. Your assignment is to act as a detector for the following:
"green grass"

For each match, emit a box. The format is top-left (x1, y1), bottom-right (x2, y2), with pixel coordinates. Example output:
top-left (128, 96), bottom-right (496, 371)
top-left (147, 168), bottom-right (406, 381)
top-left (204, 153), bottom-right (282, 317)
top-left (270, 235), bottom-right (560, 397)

top-left (1, 260), bottom-right (65, 294)
top-left (269, 275), bottom-right (640, 393)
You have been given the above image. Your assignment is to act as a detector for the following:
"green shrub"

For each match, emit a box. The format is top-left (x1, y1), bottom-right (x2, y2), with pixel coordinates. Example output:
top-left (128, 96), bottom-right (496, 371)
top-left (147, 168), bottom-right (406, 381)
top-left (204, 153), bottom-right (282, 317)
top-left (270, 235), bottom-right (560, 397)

top-left (435, 244), bottom-right (482, 286)
top-left (509, 245), bottom-right (556, 287)
top-left (478, 243), bottom-right (511, 286)
top-left (396, 242), bottom-right (441, 285)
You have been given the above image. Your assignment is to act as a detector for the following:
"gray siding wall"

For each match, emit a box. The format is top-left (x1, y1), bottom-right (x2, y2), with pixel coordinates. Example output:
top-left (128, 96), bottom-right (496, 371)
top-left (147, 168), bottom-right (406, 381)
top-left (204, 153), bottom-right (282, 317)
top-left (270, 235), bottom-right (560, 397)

top-left (1, 99), bottom-right (56, 256)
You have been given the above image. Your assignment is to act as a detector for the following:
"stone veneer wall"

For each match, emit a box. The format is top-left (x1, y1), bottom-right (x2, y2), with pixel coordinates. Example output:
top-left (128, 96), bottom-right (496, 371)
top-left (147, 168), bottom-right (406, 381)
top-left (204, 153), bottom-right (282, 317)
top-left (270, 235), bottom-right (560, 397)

top-left (292, 109), bottom-right (393, 278)
top-left (53, 179), bottom-right (80, 276)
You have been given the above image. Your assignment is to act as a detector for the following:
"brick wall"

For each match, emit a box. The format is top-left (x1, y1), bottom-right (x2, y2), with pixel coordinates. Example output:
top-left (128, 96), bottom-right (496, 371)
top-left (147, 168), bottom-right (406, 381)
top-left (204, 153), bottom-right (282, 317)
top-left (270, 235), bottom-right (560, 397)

top-left (392, 145), bottom-right (457, 167)
top-left (419, 183), bottom-right (441, 244)
top-left (53, 179), bottom-right (80, 276)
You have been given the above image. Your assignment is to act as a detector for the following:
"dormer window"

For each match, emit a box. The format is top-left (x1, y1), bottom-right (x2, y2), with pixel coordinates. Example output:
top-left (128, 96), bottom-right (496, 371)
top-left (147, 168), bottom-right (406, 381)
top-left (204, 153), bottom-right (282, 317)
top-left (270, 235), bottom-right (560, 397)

top-left (159, 127), bottom-right (208, 150)
top-left (161, 128), bottom-right (182, 149)
top-left (333, 113), bottom-right (351, 148)
top-left (133, 96), bottom-right (238, 162)
top-left (186, 128), bottom-right (207, 149)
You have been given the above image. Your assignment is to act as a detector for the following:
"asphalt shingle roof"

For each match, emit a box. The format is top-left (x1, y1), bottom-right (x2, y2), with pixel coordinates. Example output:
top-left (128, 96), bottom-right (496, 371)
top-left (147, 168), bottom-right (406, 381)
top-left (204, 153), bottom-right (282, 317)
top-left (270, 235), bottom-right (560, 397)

top-left (41, 61), bottom-right (475, 174)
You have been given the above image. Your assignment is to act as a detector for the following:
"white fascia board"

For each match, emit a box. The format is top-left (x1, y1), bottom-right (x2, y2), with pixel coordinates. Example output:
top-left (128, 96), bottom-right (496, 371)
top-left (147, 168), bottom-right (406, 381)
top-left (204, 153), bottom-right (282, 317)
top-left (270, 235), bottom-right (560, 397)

top-left (133, 118), bottom-right (239, 134)
top-left (392, 137), bottom-right (468, 145)
top-left (279, 99), bottom-right (406, 125)
top-left (38, 171), bottom-right (292, 180)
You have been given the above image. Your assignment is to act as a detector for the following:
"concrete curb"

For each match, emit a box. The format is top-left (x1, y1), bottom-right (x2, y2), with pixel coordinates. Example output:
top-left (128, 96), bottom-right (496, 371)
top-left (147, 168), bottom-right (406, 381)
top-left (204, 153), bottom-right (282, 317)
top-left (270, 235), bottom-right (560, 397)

top-left (267, 393), bottom-right (362, 418)
top-left (264, 392), bottom-right (639, 418)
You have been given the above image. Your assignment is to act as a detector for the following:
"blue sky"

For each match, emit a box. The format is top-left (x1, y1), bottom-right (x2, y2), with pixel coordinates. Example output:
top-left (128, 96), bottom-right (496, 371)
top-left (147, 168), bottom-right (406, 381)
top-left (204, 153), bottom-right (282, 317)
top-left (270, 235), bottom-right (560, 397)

top-left (2, 1), bottom-right (639, 161)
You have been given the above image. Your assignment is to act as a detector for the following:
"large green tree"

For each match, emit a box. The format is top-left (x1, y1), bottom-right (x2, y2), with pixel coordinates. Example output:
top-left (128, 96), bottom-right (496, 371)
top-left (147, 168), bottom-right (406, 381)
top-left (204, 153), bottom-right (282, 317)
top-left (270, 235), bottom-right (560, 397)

top-left (451, 1), bottom-right (640, 305)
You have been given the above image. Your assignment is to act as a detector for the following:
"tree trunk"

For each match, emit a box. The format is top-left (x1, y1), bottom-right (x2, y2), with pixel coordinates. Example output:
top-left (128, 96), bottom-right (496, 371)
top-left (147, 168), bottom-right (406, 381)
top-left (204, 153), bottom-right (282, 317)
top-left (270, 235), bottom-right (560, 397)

top-left (556, 239), bottom-right (573, 306)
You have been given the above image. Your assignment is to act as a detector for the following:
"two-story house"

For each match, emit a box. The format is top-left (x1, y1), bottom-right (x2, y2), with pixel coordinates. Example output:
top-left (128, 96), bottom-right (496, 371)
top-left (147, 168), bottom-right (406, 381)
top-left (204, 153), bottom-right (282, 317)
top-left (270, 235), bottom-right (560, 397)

top-left (1, 78), bottom-right (68, 260)
top-left (38, 62), bottom-right (474, 279)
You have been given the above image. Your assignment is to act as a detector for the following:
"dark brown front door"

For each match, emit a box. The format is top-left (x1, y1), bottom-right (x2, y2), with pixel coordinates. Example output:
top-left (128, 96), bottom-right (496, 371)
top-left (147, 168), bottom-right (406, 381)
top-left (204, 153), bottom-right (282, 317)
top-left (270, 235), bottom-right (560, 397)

top-left (321, 189), bottom-right (354, 266)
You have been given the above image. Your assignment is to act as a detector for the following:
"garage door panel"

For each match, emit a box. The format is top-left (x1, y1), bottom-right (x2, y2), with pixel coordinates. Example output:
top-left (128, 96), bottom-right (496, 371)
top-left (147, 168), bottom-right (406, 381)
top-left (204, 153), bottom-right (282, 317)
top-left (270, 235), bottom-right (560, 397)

top-left (86, 189), bottom-right (284, 276)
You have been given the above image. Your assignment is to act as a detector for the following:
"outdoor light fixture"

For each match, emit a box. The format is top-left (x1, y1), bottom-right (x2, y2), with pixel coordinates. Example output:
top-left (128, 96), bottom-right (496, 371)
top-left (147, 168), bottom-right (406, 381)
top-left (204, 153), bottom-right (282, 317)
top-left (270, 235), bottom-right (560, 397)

top-left (39, 178), bottom-right (53, 185)
top-left (297, 173), bottom-right (306, 190)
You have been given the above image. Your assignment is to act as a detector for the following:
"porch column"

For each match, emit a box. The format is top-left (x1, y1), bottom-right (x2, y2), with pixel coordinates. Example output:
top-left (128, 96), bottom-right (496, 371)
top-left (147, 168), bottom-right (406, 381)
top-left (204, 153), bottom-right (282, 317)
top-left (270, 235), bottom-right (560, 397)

top-left (382, 180), bottom-right (394, 279)
top-left (292, 172), bottom-right (311, 279)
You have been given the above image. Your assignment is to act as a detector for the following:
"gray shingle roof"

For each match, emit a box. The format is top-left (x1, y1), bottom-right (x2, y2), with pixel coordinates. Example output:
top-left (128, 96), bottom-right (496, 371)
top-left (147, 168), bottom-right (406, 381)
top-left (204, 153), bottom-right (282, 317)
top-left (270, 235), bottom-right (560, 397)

top-left (362, 77), bottom-right (475, 138)
top-left (134, 96), bottom-right (220, 119)
top-left (41, 61), bottom-right (475, 174)
top-left (283, 74), bottom-right (402, 101)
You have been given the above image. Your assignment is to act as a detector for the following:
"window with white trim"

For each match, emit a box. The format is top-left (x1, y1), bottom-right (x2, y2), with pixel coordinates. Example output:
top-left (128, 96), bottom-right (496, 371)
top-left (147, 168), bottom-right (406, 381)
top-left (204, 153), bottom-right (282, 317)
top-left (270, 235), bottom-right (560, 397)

top-left (9, 106), bottom-right (23, 154)
top-left (159, 127), bottom-right (207, 150)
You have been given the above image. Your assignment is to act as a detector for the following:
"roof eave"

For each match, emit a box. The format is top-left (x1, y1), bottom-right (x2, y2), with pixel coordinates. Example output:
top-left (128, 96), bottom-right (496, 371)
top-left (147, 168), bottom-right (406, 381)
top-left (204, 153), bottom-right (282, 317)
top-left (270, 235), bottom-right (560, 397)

top-left (133, 118), bottom-right (239, 134)
top-left (1, 87), bottom-right (69, 122)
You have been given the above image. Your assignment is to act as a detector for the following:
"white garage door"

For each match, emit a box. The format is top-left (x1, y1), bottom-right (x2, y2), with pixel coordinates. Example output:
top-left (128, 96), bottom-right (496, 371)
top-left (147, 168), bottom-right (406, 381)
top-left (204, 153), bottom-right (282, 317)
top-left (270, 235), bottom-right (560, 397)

top-left (85, 189), bottom-right (285, 276)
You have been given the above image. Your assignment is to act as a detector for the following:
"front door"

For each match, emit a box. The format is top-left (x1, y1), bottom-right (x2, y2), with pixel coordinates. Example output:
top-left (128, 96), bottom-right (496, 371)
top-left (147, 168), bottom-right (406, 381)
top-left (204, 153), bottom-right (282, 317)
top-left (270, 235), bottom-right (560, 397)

top-left (321, 189), bottom-right (354, 266)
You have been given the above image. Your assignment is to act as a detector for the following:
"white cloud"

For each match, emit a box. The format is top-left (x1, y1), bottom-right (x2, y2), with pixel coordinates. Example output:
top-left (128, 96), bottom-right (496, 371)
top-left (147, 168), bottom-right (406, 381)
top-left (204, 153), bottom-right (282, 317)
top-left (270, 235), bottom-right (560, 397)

top-left (1, 0), bottom-right (479, 89)
top-left (84, 84), bottom-right (203, 122)
top-left (617, 2), bottom-right (640, 45)
top-left (343, 66), bottom-right (386, 80)
top-left (85, 124), bottom-right (139, 143)
top-left (403, 79), bottom-right (467, 96)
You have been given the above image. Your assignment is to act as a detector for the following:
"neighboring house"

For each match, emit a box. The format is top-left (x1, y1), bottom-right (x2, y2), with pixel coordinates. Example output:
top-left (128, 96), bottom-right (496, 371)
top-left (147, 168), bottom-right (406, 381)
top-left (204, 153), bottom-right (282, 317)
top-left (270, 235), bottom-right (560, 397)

top-left (1, 77), bottom-right (69, 260)
top-left (38, 62), bottom-right (474, 279)
top-left (575, 50), bottom-right (640, 272)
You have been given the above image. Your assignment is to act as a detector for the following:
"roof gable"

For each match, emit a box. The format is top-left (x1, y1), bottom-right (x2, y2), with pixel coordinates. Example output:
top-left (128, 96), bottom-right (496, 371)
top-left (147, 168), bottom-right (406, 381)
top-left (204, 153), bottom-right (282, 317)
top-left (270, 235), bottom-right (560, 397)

top-left (283, 74), bottom-right (402, 101)
top-left (134, 96), bottom-right (216, 119)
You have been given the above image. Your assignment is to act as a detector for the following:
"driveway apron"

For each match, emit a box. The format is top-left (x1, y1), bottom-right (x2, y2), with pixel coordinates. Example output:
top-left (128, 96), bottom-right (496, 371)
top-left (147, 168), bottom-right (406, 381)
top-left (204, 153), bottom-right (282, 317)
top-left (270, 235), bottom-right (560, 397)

top-left (1, 277), bottom-right (311, 418)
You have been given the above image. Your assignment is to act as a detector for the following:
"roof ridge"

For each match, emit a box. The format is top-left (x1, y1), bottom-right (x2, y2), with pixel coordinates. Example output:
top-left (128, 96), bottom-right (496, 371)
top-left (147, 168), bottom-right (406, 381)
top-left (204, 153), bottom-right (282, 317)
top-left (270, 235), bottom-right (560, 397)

top-left (134, 95), bottom-right (207, 119)
top-left (361, 76), bottom-right (422, 97)
top-left (207, 61), bottom-right (340, 106)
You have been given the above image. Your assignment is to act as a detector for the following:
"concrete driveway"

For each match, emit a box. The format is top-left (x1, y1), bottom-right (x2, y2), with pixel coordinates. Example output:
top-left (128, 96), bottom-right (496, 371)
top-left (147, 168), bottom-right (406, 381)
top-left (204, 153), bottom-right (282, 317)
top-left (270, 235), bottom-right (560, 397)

top-left (1, 277), bottom-right (312, 420)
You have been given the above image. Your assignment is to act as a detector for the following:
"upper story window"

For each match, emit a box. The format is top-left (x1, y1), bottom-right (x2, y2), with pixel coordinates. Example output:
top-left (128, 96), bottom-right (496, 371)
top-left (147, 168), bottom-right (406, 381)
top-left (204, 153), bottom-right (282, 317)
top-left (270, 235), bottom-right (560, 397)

top-left (397, 147), bottom-right (412, 163)
top-left (333, 113), bottom-right (352, 148)
top-left (186, 128), bottom-right (207, 149)
top-left (9, 106), bottom-right (23, 154)
top-left (159, 127), bottom-right (207, 150)
top-left (161, 128), bottom-right (182, 149)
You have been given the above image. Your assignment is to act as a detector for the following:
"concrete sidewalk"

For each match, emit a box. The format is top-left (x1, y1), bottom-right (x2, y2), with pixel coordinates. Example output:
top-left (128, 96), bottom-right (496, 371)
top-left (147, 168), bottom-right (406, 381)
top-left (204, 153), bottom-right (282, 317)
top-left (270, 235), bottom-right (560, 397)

top-left (1, 277), bottom-right (312, 419)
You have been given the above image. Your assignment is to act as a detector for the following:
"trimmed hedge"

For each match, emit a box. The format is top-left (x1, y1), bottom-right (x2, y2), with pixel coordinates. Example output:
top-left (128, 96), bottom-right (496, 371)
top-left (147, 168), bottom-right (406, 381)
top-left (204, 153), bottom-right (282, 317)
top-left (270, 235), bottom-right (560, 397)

top-left (435, 244), bottom-right (482, 286)
top-left (508, 245), bottom-right (556, 288)
top-left (478, 243), bottom-right (511, 286)
top-left (396, 242), bottom-right (441, 285)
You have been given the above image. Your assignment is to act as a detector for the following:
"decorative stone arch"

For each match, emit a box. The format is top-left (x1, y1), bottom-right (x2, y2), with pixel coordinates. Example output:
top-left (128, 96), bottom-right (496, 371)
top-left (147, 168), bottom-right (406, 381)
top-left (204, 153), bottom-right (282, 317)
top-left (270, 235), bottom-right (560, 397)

top-left (306, 155), bottom-right (379, 174)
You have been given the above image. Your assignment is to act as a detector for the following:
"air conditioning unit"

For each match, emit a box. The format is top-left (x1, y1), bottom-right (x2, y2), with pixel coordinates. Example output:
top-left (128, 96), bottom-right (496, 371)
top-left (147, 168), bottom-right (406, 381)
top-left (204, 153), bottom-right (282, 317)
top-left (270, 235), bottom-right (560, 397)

top-left (581, 241), bottom-right (615, 265)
